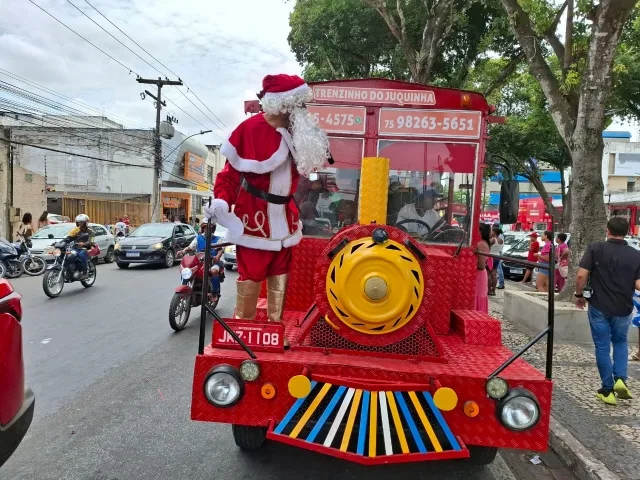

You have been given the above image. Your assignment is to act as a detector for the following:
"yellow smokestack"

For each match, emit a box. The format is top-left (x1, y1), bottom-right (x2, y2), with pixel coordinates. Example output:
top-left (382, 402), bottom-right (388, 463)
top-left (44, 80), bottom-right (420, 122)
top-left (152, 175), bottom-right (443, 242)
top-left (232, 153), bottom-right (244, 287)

top-left (358, 157), bottom-right (389, 225)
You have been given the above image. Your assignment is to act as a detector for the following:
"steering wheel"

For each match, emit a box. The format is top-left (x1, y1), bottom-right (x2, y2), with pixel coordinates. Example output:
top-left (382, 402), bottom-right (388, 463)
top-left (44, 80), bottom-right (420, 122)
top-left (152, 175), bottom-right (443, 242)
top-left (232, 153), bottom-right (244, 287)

top-left (393, 218), bottom-right (442, 241)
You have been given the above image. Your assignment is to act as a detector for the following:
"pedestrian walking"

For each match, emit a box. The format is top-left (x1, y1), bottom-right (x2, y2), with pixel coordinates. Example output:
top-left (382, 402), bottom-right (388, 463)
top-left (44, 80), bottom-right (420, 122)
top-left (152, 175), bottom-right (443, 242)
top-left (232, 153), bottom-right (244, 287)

top-left (497, 227), bottom-right (505, 290)
top-left (575, 217), bottom-right (640, 405)
top-left (520, 232), bottom-right (540, 284)
top-left (16, 212), bottom-right (33, 242)
top-left (37, 211), bottom-right (49, 230)
top-left (475, 223), bottom-right (491, 313)
top-left (555, 233), bottom-right (570, 292)
top-left (535, 231), bottom-right (553, 293)
top-left (488, 227), bottom-right (503, 295)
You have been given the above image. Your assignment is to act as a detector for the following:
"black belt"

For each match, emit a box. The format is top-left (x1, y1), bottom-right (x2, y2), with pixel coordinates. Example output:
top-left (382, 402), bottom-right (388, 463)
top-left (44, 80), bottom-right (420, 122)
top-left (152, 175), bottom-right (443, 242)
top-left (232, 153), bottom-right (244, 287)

top-left (241, 178), bottom-right (291, 205)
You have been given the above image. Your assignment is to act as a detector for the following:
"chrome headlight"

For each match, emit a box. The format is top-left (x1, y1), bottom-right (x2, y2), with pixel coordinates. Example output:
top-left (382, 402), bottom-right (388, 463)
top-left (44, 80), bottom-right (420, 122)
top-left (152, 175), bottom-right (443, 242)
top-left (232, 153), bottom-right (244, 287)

top-left (152, 243), bottom-right (163, 250)
top-left (239, 360), bottom-right (260, 382)
top-left (53, 248), bottom-right (62, 257)
top-left (114, 243), bottom-right (121, 250)
top-left (486, 377), bottom-right (509, 400)
top-left (497, 388), bottom-right (540, 431)
top-left (181, 268), bottom-right (193, 280)
top-left (204, 365), bottom-right (244, 407)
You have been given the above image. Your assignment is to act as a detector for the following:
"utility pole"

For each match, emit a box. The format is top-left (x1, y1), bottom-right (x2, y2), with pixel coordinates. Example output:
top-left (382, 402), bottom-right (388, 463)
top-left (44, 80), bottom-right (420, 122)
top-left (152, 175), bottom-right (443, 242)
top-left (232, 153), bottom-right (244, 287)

top-left (137, 77), bottom-right (183, 222)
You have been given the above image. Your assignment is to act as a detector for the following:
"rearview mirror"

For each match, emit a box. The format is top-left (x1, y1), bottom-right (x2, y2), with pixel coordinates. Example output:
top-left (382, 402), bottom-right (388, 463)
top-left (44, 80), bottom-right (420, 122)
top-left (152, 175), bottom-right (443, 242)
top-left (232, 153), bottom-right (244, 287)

top-left (48, 234), bottom-right (54, 239)
top-left (499, 180), bottom-right (519, 224)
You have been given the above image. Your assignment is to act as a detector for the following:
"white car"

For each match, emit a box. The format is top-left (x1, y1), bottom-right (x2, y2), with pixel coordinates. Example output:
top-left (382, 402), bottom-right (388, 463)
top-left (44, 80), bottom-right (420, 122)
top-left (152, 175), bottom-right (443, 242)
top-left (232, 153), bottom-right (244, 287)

top-left (30, 223), bottom-right (116, 263)
top-left (502, 232), bottom-right (529, 255)
top-left (47, 214), bottom-right (66, 224)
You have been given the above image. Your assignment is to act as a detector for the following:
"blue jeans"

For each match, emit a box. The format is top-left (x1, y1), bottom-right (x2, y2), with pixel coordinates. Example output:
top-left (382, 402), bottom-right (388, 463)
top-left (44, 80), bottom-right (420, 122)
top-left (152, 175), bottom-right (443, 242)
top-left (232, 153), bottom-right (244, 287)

top-left (588, 304), bottom-right (632, 391)
top-left (209, 261), bottom-right (224, 296)
top-left (497, 260), bottom-right (504, 287)
top-left (77, 249), bottom-right (88, 272)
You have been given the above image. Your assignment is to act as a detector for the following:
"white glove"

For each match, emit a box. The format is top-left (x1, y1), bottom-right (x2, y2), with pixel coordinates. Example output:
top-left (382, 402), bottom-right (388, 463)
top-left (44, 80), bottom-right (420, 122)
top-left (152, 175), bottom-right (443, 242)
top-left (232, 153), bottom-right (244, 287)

top-left (205, 199), bottom-right (244, 237)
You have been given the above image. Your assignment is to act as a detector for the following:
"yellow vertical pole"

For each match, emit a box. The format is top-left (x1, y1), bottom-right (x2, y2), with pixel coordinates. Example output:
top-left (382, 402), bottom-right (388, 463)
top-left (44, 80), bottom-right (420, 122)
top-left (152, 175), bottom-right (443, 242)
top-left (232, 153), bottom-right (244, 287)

top-left (358, 157), bottom-right (390, 226)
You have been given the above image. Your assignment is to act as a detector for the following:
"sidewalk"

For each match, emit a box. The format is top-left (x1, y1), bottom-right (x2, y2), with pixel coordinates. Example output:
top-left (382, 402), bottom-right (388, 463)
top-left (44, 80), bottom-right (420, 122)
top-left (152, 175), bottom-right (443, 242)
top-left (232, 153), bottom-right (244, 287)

top-left (491, 282), bottom-right (640, 480)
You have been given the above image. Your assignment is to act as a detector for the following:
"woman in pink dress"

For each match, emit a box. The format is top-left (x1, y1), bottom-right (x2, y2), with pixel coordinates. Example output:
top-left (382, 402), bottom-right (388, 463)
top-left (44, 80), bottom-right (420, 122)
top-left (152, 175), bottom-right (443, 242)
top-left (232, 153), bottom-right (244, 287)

top-left (476, 223), bottom-right (492, 313)
top-left (554, 233), bottom-right (570, 292)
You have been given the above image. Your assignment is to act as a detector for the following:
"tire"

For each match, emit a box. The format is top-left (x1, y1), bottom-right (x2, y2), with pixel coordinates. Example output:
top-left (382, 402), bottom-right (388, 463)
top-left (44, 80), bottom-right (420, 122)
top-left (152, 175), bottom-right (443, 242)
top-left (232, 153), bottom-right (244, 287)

top-left (43, 269), bottom-right (64, 298)
top-left (103, 247), bottom-right (115, 264)
top-left (466, 446), bottom-right (498, 465)
top-left (81, 263), bottom-right (97, 288)
top-left (0, 262), bottom-right (6, 279)
top-left (22, 256), bottom-right (46, 276)
top-left (117, 262), bottom-right (129, 269)
top-left (164, 249), bottom-right (175, 268)
top-left (4, 259), bottom-right (23, 279)
top-left (232, 425), bottom-right (267, 450)
top-left (224, 264), bottom-right (234, 271)
top-left (169, 292), bottom-right (191, 331)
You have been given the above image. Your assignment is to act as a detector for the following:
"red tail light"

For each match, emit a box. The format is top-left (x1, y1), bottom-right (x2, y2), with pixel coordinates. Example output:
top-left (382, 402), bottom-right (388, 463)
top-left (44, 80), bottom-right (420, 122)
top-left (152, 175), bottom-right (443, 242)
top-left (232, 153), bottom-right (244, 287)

top-left (0, 279), bottom-right (23, 322)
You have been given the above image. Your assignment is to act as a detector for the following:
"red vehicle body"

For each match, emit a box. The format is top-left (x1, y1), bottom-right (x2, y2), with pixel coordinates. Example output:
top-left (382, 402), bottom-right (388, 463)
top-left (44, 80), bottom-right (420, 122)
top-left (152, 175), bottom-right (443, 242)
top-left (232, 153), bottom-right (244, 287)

top-left (609, 204), bottom-right (639, 235)
top-left (0, 279), bottom-right (34, 466)
top-left (191, 79), bottom-right (552, 466)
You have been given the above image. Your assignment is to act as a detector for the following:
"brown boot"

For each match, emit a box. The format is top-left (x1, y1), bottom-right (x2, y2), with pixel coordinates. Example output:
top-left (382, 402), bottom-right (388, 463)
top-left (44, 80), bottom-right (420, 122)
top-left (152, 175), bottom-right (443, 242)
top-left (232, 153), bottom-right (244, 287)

top-left (267, 274), bottom-right (289, 348)
top-left (235, 279), bottom-right (261, 320)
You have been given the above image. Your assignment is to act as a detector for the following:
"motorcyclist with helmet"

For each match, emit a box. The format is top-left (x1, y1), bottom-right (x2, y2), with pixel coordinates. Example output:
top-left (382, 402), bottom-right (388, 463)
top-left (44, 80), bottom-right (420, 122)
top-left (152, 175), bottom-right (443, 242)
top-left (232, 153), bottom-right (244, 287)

top-left (64, 214), bottom-right (95, 278)
top-left (179, 221), bottom-right (224, 302)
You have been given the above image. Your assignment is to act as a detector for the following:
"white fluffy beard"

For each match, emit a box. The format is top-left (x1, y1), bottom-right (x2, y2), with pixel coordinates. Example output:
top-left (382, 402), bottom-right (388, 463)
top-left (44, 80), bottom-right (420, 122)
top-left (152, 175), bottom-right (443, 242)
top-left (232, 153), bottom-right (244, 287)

top-left (289, 107), bottom-right (330, 177)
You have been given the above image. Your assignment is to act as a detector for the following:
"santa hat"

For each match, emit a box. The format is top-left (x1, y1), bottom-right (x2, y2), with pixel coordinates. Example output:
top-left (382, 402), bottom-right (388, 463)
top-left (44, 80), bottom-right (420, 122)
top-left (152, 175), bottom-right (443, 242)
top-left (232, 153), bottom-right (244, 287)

top-left (259, 74), bottom-right (312, 114)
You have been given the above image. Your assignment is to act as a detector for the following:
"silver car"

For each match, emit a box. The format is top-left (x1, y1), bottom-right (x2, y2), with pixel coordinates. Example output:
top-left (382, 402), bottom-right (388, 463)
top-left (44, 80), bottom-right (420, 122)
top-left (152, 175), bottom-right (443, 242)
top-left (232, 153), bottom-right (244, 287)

top-left (30, 223), bottom-right (116, 263)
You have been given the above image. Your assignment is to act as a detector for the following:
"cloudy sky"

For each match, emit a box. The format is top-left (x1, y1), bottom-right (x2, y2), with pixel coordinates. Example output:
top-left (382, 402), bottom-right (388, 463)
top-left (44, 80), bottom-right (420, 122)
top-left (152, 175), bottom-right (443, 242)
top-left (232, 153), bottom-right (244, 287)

top-left (0, 0), bottom-right (636, 145)
top-left (0, 0), bottom-right (299, 145)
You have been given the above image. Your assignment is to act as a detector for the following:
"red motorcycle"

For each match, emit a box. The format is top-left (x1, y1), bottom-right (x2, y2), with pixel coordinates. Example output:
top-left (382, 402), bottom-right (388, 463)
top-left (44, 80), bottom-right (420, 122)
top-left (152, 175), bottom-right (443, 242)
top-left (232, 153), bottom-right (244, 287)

top-left (169, 252), bottom-right (225, 331)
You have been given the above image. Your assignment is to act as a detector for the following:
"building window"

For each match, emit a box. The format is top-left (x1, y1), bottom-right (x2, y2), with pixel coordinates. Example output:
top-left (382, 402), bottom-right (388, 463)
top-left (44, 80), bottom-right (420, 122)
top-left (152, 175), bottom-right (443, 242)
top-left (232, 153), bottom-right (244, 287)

top-left (628, 181), bottom-right (635, 192)
top-left (206, 166), bottom-right (214, 184)
top-left (609, 153), bottom-right (616, 174)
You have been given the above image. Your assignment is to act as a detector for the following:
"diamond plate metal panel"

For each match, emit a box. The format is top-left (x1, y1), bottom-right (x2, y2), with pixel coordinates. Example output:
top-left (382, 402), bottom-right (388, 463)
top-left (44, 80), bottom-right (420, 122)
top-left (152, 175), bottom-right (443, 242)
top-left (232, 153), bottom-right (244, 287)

top-left (452, 310), bottom-right (502, 346)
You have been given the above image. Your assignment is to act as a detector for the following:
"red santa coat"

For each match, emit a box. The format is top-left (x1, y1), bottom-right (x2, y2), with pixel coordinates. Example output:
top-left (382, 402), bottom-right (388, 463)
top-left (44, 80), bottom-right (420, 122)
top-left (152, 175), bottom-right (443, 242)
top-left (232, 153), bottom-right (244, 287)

top-left (212, 113), bottom-right (303, 252)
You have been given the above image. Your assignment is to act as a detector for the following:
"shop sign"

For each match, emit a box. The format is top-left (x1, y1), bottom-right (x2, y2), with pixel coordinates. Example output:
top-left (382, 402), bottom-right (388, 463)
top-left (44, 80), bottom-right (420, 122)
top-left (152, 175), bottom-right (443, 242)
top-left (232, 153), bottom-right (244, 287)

top-left (163, 197), bottom-right (179, 208)
top-left (379, 109), bottom-right (481, 139)
top-left (184, 152), bottom-right (205, 183)
top-left (312, 86), bottom-right (436, 106)
top-left (307, 105), bottom-right (366, 134)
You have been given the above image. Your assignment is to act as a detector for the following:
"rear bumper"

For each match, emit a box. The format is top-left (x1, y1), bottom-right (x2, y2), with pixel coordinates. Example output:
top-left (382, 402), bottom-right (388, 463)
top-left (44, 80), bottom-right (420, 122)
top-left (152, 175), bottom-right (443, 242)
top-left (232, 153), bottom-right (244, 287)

top-left (223, 253), bottom-right (236, 266)
top-left (0, 387), bottom-right (35, 467)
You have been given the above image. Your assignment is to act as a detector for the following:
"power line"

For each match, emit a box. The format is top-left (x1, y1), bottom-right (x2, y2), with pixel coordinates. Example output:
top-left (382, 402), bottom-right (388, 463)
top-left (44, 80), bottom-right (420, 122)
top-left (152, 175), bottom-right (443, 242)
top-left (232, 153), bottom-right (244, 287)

top-left (82, 0), bottom-right (227, 130)
top-left (26, 0), bottom-right (139, 77)
top-left (65, 0), bottom-right (164, 77)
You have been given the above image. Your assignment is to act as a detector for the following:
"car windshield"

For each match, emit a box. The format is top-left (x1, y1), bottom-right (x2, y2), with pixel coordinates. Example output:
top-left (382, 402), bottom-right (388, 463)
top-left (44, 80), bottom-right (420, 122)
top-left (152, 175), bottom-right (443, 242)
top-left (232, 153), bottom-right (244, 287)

top-left (295, 139), bottom-right (477, 245)
top-left (510, 239), bottom-right (532, 253)
top-left (129, 224), bottom-right (174, 237)
top-left (32, 224), bottom-right (73, 239)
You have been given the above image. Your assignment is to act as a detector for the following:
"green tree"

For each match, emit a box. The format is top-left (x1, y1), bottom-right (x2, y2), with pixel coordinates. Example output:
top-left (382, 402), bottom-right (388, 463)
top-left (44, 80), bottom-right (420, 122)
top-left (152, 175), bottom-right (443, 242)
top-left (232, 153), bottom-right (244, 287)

top-left (498, 0), bottom-right (638, 300)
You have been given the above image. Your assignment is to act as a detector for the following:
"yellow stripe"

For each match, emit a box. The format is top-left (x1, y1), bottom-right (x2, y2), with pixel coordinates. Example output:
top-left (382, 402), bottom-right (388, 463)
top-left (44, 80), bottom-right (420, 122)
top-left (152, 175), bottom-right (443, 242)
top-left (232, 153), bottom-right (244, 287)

top-left (290, 383), bottom-right (332, 439)
top-left (408, 391), bottom-right (443, 452)
top-left (369, 391), bottom-right (378, 457)
top-left (385, 391), bottom-right (409, 453)
top-left (340, 389), bottom-right (362, 452)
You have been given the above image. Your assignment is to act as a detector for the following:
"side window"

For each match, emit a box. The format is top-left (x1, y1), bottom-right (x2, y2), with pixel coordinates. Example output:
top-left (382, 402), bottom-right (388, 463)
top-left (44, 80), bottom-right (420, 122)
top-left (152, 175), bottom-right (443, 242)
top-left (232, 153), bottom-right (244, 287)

top-left (92, 226), bottom-right (106, 236)
top-left (175, 225), bottom-right (186, 236)
top-left (184, 225), bottom-right (196, 236)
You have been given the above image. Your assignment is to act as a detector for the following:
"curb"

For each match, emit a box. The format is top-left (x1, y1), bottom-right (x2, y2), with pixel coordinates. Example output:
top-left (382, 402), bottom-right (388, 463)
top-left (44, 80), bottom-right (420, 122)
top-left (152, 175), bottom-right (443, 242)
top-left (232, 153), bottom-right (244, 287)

top-left (549, 416), bottom-right (621, 480)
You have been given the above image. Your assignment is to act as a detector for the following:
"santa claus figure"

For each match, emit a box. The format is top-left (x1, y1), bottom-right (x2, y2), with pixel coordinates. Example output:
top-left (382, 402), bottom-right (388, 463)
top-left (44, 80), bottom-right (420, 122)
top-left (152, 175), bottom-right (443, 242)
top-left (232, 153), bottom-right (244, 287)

top-left (205, 74), bottom-right (330, 336)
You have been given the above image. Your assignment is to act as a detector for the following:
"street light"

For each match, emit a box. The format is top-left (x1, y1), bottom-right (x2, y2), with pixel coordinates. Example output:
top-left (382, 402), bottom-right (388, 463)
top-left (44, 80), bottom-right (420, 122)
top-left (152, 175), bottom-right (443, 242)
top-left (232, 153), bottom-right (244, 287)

top-left (162, 130), bottom-right (212, 162)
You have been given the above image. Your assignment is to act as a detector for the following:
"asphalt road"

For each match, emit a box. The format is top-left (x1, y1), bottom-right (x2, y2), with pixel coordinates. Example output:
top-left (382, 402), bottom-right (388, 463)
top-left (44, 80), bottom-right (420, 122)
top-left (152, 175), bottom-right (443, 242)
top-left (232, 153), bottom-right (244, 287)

top-left (1, 265), bottom-right (574, 479)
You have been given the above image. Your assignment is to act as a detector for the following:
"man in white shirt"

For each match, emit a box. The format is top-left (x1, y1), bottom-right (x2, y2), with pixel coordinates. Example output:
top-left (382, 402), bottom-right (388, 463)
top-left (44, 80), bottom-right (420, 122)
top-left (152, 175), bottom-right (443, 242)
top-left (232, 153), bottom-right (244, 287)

top-left (396, 189), bottom-right (442, 237)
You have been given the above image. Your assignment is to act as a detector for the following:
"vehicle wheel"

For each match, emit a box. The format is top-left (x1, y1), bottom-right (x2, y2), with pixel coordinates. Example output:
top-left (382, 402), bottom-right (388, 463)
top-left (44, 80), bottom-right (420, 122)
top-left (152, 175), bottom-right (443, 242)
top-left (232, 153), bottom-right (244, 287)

top-left (207, 295), bottom-right (220, 311)
top-left (169, 293), bottom-right (191, 331)
top-left (81, 263), bottom-right (97, 288)
top-left (43, 269), bottom-right (64, 298)
top-left (22, 256), bottom-right (46, 276)
top-left (232, 425), bottom-right (267, 450)
top-left (224, 264), bottom-right (234, 271)
top-left (164, 249), bottom-right (175, 268)
top-left (0, 262), bottom-right (6, 278)
top-left (466, 446), bottom-right (498, 465)
top-left (4, 259), bottom-right (23, 279)
top-left (117, 262), bottom-right (129, 269)
top-left (104, 247), bottom-right (115, 264)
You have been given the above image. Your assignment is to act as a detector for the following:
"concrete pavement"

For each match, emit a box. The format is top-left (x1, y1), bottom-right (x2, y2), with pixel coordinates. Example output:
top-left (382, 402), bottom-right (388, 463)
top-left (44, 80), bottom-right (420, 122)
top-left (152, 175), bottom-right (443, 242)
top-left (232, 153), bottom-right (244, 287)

top-left (1, 264), bottom-right (574, 479)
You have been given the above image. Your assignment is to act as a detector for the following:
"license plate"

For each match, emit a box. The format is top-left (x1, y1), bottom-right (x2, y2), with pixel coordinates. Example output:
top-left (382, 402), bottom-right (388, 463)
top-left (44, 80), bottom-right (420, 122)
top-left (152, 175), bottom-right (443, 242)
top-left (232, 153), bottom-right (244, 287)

top-left (212, 320), bottom-right (285, 353)
top-left (511, 268), bottom-right (524, 274)
top-left (126, 252), bottom-right (140, 257)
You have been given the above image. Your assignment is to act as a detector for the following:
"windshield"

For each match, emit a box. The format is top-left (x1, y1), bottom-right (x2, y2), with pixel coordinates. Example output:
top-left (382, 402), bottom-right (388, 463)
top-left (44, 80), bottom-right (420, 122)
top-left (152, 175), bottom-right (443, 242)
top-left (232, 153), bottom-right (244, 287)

top-left (32, 224), bottom-right (73, 239)
top-left (504, 234), bottom-right (523, 246)
top-left (129, 224), bottom-right (174, 237)
top-left (295, 140), bottom-right (476, 245)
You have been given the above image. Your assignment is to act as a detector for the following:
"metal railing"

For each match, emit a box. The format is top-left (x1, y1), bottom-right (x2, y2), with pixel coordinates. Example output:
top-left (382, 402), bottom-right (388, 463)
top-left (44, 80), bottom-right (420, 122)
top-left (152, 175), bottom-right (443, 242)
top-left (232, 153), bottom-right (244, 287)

top-left (477, 230), bottom-right (555, 380)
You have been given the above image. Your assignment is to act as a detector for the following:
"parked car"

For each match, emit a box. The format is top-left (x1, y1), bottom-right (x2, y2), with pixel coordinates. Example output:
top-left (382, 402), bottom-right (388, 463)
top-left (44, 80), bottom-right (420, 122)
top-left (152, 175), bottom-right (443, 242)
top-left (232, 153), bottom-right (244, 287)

top-left (502, 234), bottom-right (571, 280)
top-left (0, 279), bottom-right (34, 467)
top-left (46, 214), bottom-right (66, 224)
top-left (502, 231), bottom-right (529, 255)
top-left (29, 223), bottom-right (116, 264)
top-left (114, 222), bottom-right (196, 269)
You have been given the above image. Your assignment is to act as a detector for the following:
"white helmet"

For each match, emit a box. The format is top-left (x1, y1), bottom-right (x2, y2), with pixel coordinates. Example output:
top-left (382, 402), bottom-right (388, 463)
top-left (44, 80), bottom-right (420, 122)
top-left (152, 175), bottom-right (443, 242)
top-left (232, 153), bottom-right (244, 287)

top-left (75, 214), bottom-right (89, 223)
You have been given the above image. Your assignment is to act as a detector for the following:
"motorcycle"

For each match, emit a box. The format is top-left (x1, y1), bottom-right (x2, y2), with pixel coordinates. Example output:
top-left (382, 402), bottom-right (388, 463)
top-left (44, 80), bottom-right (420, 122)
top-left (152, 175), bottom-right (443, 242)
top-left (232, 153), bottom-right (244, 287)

top-left (42, 241), bottom-right (100, 298)
top-left (0, 238), bottom-right (23, 279)
top-left (168, 252), bottom-right (225, 331)
top-left (14, 239), bottom-right (46, 276)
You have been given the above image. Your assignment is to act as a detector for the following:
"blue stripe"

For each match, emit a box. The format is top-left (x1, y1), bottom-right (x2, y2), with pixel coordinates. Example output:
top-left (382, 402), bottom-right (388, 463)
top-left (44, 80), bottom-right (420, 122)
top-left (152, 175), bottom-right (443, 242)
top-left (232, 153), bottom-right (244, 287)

top-left (357, 391), bottom-right (370, 455)
top-left (306, 386), bottom-right (347, 443)
top-left (274, 381), bottom-right (317, 435)
top-left (394, 391), bottom-right (427, 453)
top-left (422, 392), bottom-right (461, 450)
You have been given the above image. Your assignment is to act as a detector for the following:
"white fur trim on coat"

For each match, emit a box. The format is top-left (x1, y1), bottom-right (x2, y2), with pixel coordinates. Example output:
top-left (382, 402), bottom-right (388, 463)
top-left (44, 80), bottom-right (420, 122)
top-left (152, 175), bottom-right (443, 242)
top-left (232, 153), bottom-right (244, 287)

top-left (262, 83), bottom-right (310, 100)
top-left (229, 223), bottom-right (303, 251)
top-left (220, 137), bottom-right (290, 174)
top-left (204, 199), bottom-right (244, 237)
